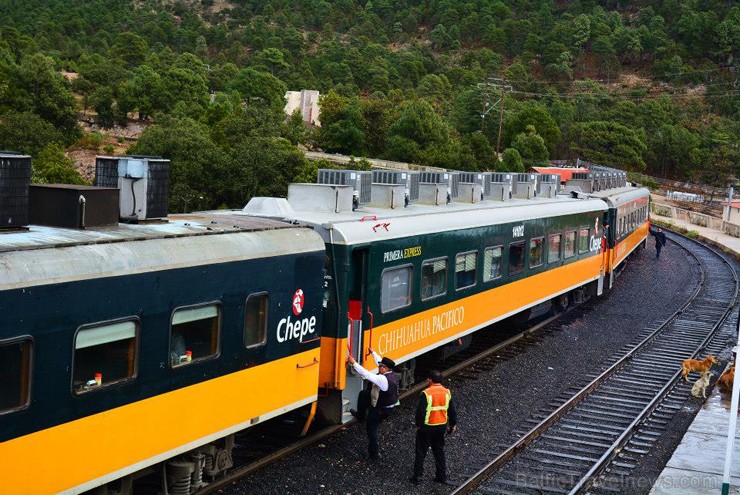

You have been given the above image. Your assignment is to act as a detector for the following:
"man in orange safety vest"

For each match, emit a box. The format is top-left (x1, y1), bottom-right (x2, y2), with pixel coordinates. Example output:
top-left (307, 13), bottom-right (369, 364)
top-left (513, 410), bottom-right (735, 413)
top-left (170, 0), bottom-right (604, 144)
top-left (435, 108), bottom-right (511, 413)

top-left (409, 370), bottom-right (457, 485)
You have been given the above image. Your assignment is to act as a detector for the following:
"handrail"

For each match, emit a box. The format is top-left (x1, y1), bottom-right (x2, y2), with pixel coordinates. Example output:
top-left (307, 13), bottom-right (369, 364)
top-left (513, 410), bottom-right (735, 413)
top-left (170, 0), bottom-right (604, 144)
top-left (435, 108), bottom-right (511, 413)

top-left (366, 307), bottom-right (374, 357)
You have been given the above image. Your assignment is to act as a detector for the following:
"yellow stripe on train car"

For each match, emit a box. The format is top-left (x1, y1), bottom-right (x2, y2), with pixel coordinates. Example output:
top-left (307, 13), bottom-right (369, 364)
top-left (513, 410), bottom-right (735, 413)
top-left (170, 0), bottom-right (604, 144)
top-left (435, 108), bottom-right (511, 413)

top-left (0, 347), bottom-right (320, 495)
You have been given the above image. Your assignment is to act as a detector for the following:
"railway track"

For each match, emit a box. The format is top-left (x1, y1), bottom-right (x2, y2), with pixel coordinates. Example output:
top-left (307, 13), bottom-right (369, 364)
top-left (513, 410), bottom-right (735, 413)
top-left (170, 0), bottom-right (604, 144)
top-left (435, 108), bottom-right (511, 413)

top-left (450, 231), bottom-right (738, 495)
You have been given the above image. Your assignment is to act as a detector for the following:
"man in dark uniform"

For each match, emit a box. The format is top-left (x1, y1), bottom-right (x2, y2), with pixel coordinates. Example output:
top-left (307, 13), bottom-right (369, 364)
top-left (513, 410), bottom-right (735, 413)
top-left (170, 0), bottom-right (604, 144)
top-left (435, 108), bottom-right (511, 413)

top-left (409, 370), bottom-right (457, 485)
top-left (347, 348), bottom-right (399, 460)
top-left (649, 226), bottom-right (667, 259)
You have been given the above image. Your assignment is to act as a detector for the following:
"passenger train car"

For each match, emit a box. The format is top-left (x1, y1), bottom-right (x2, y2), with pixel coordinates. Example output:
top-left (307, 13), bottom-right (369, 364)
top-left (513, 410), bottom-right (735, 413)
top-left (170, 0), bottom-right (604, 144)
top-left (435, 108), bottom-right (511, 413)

top-left (0, 153), bottom-right (650, 494)
top-left (243, 178), bottom-right (649, 424)
top-left (0, 211), bottom-right (326, 494)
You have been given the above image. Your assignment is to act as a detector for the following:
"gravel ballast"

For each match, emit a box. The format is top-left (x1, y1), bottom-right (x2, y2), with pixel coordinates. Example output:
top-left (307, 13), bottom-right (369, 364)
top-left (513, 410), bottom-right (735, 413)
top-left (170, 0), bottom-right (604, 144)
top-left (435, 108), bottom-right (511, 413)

top-left (220, 244), bottom-right (702, 495)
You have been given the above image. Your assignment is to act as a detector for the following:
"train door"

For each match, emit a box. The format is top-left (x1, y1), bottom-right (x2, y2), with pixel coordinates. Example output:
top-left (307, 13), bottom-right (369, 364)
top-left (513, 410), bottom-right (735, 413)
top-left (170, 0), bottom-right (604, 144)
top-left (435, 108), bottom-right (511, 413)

top-left (348, 248), bottom-right (368, 362)
top-left (345, 248), bottom-right (369, 417)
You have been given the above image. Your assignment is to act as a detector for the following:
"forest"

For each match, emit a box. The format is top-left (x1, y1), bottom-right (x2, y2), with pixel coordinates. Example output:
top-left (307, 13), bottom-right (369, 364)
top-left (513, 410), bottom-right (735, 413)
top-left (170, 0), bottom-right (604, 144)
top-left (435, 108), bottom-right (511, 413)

top-left (0, 0), bottom-right (737, 211)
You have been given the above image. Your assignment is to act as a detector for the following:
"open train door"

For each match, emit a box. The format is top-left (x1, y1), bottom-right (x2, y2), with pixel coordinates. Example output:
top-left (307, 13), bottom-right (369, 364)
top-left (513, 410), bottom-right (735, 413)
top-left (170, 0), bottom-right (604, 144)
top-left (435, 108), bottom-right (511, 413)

top-left (344, 248), bottom-right (369, 420)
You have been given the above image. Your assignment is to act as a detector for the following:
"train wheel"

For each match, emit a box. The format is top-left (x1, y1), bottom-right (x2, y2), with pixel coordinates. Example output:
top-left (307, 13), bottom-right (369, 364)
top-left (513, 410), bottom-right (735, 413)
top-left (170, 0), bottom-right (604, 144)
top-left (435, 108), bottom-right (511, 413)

top-left (552, 293), bottom-right (569, 314)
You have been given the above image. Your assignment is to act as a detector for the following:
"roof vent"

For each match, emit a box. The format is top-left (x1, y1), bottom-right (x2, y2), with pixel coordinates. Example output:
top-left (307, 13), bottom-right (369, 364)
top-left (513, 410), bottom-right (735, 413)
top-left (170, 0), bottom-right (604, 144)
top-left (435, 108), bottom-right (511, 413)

top-left (95, 156), bottom-right (169, 221)
top-left (0, 152), bottom-right (31, 229)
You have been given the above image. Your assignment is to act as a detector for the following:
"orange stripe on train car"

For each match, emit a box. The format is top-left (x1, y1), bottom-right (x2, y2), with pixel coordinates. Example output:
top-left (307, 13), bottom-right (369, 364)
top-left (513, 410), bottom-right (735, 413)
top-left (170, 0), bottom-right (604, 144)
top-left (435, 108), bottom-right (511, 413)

top-left (346, 254), bottom-right (602, 373)
top-left (0, 347), bottom-right (320, 495)
top-left (612, 224), bottom-right (649, 267)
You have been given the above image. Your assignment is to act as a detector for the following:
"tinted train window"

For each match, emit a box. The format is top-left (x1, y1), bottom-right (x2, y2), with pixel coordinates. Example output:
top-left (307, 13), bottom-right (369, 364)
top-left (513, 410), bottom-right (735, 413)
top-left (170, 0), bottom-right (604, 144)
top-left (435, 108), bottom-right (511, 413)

top-left (421, 258), bottom-right (447, 300)
top-left (0, 339), bottom-right (32, 414)
top-left (564, 231), bottom-right (576, 258)
top-left (483, 246), bottom-right (503, 282)
top-left (509, 241), bottom-right (525, 275)
top-left (381, 265), bottom-right (412, 312)
top-left (245, 293), bottom-right (268, 348)
top-left (170, 304), bottom-right (220, 367)
top-left (455, 251), bottom-right (477, 289)
top-left (529, 237), bottom-right (544, 268)
top-left (579, 228), bottom-right (590, 254)
top-left (548, 234), bottom-right (562, 263)
top-left (74, 320), bottom-right (137, 394)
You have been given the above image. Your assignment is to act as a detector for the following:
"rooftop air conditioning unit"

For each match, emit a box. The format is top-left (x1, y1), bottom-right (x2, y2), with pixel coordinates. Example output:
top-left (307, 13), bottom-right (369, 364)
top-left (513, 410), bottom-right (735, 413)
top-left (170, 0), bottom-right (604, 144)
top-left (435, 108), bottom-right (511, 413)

top-left (372, 170), bottom-right (420, 203)
top-left (0, 152), bottom-right (31, 229)
top-left (537, 173), bottom-right (561, 198)
top-left (488, 172), bottom-right (512, 201)
top-left (567, 172), bottom-right (595, 193)
top-left (512, 173), bottom-right (537, 199)
top-left (318, 169), bottom-right (371, 206)
top-left (95, 155), bottom-right (169, 221)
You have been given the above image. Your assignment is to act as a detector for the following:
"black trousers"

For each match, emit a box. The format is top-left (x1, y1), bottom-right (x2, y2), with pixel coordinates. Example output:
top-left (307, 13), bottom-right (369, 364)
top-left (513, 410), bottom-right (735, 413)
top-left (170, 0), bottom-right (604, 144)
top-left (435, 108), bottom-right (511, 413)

top-left (413, 425), bottom-right (447, 480)
top-left (656, 244), bottom-right (662, 259)
top-left (356, 388), bottom-right (394, 458)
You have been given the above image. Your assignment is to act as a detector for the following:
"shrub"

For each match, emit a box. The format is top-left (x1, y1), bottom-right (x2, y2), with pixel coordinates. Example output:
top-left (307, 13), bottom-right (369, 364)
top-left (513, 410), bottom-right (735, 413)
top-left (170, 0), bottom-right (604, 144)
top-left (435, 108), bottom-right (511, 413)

top-left (104, 144), bottom-right (115, 154)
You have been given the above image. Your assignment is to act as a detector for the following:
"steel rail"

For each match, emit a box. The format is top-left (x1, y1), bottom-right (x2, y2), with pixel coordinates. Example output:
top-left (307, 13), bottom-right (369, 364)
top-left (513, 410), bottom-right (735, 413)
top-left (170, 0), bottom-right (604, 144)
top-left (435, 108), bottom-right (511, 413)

top-left (451, 231), bottom-right (737, 495)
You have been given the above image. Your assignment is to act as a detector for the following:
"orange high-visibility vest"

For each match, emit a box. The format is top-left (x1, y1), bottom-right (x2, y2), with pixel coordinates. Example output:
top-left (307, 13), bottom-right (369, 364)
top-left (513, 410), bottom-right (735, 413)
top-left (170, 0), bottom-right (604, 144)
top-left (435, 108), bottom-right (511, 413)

top-left (423, 384), bottom-right (451, 426)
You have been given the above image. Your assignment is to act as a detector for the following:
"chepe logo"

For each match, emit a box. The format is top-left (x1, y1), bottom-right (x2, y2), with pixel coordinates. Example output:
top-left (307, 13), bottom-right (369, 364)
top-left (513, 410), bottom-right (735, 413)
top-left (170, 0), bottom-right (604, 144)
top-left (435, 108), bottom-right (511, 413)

top-left (292, 288), bottom-right (305, 316)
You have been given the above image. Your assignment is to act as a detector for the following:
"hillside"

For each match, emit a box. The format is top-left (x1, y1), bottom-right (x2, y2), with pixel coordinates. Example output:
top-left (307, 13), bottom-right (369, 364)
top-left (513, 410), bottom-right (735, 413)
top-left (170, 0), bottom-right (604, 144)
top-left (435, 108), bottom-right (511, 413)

top-left (0, 0), bottom-right (737, 211)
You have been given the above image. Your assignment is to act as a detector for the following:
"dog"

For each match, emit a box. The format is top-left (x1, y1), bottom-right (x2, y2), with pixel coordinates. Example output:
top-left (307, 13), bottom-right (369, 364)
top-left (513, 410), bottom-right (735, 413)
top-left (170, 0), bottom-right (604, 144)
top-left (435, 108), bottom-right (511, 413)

top-left (681, 355), bottom-right (719, 382)
top-left (691, 370), bottom-right (712, 398)
top-left (717, 365), bottom-right (734, 391)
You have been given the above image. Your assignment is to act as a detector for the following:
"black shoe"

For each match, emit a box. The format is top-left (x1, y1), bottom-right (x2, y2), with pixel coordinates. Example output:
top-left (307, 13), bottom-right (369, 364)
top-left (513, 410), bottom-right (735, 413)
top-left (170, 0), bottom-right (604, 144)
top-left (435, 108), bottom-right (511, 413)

top-left (408, 476), bottom-right (420, 485)
top-left (433, 477), bottom-right (454, 486)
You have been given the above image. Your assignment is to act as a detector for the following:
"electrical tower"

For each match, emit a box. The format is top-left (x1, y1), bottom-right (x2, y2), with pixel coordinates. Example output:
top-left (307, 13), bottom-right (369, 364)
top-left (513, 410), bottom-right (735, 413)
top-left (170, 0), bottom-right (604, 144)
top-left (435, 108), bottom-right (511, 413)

top-left (477, 77), bottom-right (513, 155)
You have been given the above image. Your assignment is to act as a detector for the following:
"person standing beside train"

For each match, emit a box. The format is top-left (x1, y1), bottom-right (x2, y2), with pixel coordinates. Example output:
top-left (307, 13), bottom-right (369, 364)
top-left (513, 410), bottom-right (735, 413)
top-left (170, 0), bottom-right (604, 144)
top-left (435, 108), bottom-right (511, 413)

top-left (347, 348), bottom-right (400, 461)
top-left (409, 370), bottom-right (457, 486)
top-left (649, 226), bottom-right (667, 260)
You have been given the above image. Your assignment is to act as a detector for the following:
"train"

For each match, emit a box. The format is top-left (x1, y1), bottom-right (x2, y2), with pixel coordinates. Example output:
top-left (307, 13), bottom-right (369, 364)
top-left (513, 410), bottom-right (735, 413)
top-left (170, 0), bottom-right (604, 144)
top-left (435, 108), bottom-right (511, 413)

top-left (0, 153), bottom-right (650, 494)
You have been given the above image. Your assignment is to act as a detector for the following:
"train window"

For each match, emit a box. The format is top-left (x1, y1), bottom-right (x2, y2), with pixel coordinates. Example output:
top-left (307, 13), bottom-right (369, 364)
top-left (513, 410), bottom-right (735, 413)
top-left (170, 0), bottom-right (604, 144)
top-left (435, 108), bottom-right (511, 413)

top-left (381, 265), bottom-right (412, 312)
top-left (548, 234), bottom-right (562, 263)
top-left (421, 258), bottom-right (448, 301)
top-left (578, 228), bottom-right (590, 254)
top-left (564, 231), bottom-right (576, 258)
top-left (0, 338), bottom-right (32, 414)
top-left (483, 246), bottom-right (503, 282)
top-left (170, 304), bottom-right (221, 367)
top-left (244, 293), bottom-right (269, 348)
top-left (73, 319), bottom-right (138, 394)
top-left (529, 237), bottom-right (544, 268)
top-left (455, 251), bottom-right (477, 289)
top-left (508, 241), bottom-right (525, 275)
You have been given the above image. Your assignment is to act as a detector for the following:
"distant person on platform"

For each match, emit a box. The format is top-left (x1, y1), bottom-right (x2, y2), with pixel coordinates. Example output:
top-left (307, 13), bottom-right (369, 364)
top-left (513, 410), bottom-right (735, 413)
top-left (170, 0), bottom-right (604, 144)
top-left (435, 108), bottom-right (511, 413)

top-left (649, 226), bottom-right (667, 260)
top-left (409, 370), bottom-right (457, 486)
top-left (347, 347), bottom-right (400, 461)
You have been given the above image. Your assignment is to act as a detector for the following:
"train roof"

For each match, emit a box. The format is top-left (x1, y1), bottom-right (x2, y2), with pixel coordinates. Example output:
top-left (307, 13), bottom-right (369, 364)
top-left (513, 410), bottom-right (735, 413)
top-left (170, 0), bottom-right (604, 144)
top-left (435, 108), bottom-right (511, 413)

top-left (0, 214), bottom-right (325, 290)
top-left (585, 186), bottom-right (651, 208)
top-left (238, 193), bottom-right (609, 246)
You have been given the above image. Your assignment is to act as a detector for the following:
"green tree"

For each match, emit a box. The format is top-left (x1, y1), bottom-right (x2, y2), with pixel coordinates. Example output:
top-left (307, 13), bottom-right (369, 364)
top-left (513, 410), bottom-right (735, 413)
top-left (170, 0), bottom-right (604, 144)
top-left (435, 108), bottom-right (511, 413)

top-left (229, 68), bottom-right (287, 107)
top-left (500, 148), bottom-right (524, 172)
top-left (569, 121), bottom-right (647, 170)
top-left (110, 32), bottom-right (149, 68)
top-left (32, 144), bottom-right (87, 185)
top-left (0, 111), bottom-right (64, 156)
top-left (384, 99), bottom-right (456, 167)
top-left (503, 102), bottom-right (561, 155)
top-left (512, 125), bottom-right (549, 162)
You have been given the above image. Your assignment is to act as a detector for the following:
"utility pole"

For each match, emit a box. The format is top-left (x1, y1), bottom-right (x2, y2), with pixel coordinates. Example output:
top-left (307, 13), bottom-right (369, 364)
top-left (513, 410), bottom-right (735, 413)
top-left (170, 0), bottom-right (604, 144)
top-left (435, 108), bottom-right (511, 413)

top-left (477, 77), bottom-right (513, 157)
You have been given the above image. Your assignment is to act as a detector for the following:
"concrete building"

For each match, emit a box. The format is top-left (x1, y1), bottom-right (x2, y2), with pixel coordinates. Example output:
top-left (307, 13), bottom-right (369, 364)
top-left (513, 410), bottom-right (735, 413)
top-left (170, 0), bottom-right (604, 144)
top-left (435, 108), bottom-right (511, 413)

top-left (723, 201), bottom-right (740, 225)
top-left (285, 90), bottom-right (320, 126)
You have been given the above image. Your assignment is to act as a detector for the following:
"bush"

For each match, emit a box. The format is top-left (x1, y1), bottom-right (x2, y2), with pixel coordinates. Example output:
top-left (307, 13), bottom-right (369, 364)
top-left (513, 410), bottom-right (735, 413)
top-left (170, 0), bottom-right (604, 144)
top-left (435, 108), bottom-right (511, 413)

top-left (104, 144), bottom-right (115, 154)
top-left (76, 132), bottom-right (104, 151)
